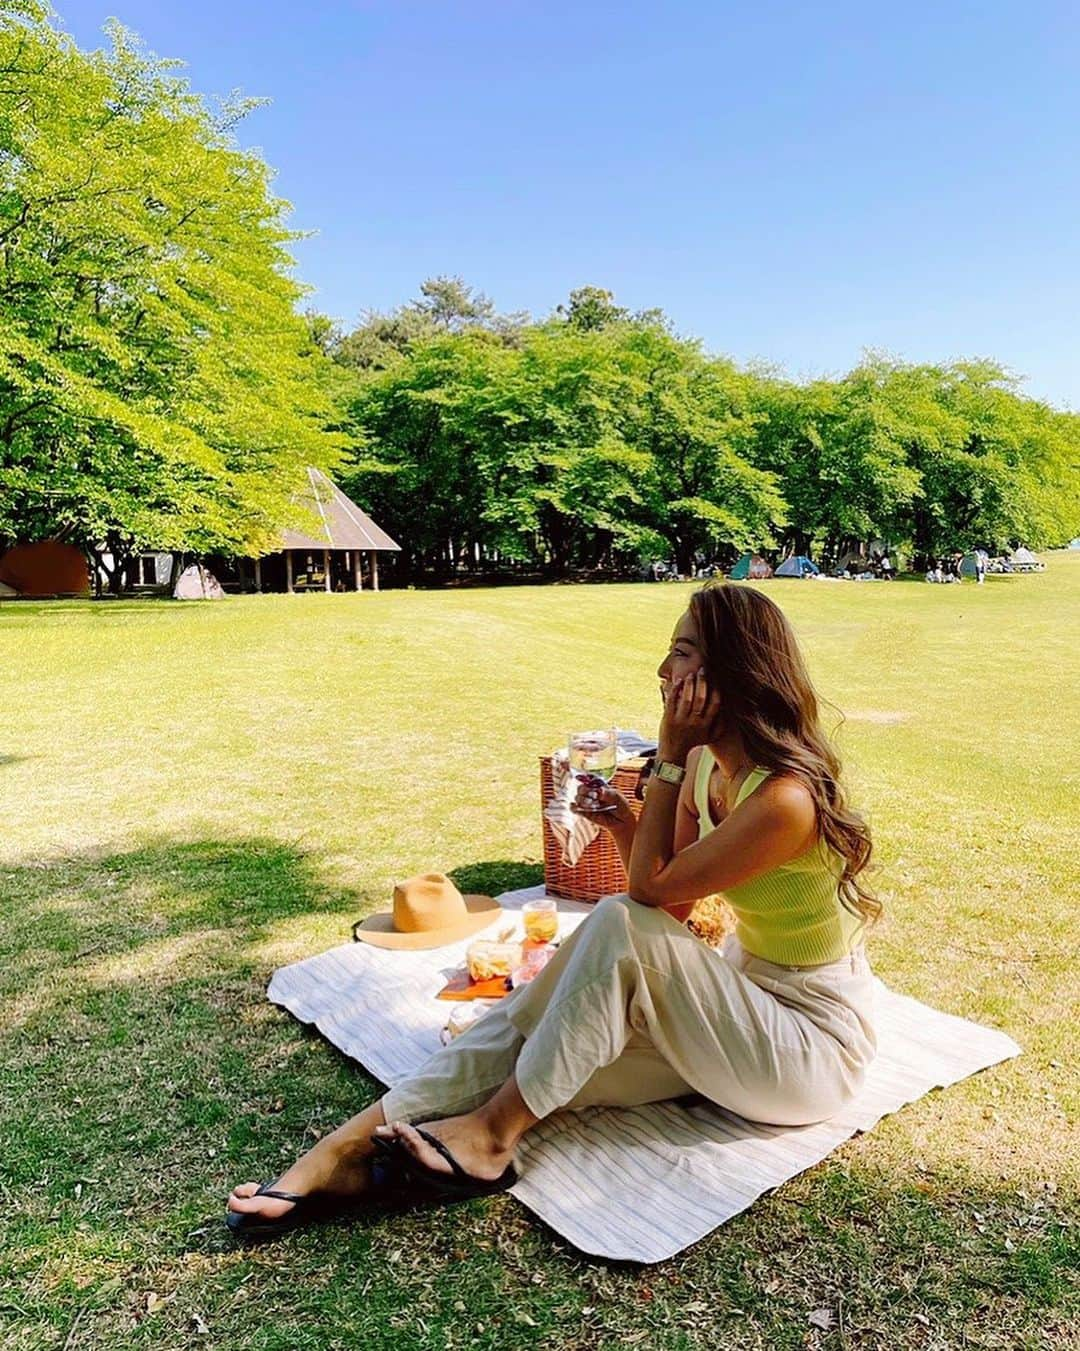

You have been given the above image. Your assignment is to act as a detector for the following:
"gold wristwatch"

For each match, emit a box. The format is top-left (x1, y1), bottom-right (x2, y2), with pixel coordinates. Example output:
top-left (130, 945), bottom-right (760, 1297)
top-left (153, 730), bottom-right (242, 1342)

top-left (652, 759), bottom-right (687, 786)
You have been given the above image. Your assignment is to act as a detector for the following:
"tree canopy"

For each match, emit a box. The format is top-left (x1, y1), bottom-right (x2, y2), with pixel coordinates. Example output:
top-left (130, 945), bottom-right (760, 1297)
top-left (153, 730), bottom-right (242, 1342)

top-left (0, 3), bottom-right (345, 585)
top-left (334, 289), bottom-right (1078, 578)
top-left (0, 7), bottom-right (1076, 586)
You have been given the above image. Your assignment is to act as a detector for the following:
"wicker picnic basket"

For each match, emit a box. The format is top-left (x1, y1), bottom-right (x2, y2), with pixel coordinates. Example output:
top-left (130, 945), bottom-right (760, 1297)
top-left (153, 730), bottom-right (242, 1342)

top-left (539, 755), bottom-right (649, 902)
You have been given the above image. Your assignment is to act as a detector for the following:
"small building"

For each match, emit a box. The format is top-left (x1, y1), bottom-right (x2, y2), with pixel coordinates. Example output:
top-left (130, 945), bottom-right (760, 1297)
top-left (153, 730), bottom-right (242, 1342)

top-left (130, 469), bottom-right (401, 595)
top-left (246, 467), bottom-right (401, 593)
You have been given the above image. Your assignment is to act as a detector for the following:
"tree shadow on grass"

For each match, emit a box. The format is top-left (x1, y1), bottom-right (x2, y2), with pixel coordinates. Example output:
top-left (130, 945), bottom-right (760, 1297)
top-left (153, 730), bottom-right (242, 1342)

top-left (2, 847), bottom-right (1076, 1348)
top-left (0, 846), bottom-right (546, 1014)
top-left (1, 836), bottom-right (357, 950)
top-left (447, 859), bottom-right (544, 897)
top-left (0, 844), bottom-right (550, 1277)
top-left (0, 837), bottom-right (390, 1239)
top-left (0, 837), bottom-right (380, 1047)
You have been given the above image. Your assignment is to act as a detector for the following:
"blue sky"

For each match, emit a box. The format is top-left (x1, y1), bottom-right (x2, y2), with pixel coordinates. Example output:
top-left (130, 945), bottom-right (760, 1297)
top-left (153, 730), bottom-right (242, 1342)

top-left (57, 1), bottom-right (1080, 407)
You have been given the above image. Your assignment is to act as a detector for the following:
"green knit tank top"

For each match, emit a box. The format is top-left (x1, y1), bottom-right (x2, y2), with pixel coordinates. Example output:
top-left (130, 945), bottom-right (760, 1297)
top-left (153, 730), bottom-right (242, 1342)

top-left (693, 748), bottom-right (864, 965)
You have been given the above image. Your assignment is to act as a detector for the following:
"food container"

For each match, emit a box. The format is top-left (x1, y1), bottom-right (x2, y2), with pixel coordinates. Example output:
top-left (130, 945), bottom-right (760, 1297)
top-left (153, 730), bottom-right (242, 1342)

top-left (441, 1000), bottom-right (499, 1044)
top-left (466, 939), bottom-right (523, 983)
top-left (522, 898), bottom-right (559, 944)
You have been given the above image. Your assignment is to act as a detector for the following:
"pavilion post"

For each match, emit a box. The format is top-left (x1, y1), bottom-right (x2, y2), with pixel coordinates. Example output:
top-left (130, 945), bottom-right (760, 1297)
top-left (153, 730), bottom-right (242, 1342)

top-left (371, 551), bottom-right (380, 592)
top-left (254, 557), bottom-right (262, 593)
top-left (285, 551), bottom-right (294, 594)
top-left (323, 548), bottom-right (331, 592)
top-left (353, 550), bottom-right (362, 590)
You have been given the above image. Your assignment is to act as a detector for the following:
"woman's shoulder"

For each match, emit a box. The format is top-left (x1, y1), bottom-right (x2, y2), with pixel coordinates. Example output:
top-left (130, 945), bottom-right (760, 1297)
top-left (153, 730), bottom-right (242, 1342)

top-left (747, 771), bottom-right (818, 835)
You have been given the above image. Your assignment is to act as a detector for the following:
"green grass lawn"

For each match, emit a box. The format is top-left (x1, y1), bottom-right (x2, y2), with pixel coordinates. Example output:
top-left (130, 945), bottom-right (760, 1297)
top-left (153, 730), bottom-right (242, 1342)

top-left (1, 559), bottom-right (1077, 1350)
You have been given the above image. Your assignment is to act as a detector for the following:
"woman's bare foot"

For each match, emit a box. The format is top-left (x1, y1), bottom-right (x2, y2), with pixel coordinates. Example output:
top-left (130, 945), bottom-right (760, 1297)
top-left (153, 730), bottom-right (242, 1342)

top-left (227, 1100), bottom-right (386, 1220)
top-left (377, 1113), bottom-right (516, 1181)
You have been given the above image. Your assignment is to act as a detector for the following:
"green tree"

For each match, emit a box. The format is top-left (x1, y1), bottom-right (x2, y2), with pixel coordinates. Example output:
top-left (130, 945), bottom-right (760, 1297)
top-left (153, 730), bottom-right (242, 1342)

top-left (333, 277), bottom-right (528, 375)
top-left (0, 5), bottom-right (345, 585)
top-left (891, 359), bottom-right (1080, 556)
top-left (343, 318), bottom-right (785, 579)
top-left (556, 286), bottom-right (628, 332)
top-left (748, 366), bottom-right (923, 561)
top-left (620, 328), bottom-right (784, 572)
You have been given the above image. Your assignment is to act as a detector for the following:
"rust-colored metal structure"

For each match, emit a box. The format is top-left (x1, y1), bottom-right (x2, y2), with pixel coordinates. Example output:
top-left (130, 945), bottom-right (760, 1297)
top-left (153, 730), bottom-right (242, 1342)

top-left (0, 541), bottom-right (90, 597)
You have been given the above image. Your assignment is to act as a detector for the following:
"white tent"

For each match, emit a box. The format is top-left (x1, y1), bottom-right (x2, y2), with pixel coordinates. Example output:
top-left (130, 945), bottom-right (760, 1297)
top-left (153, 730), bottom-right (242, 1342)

top-left (1008, 547), bottom-right (1043, 572)
top-left (173, 564), bottom-right (226, 600)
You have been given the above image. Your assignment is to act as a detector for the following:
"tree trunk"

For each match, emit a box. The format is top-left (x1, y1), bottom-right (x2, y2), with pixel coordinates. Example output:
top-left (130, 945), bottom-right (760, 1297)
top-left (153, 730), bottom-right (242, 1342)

top-left (99, 535), bottom-right (133, 595)
top-left (674, 539), bottom-right (695, 576)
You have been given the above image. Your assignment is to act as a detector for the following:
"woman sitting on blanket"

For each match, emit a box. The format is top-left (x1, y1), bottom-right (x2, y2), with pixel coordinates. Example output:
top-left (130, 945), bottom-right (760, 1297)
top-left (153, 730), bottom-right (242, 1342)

top-left (228, 583), bottom-right (882, 1239)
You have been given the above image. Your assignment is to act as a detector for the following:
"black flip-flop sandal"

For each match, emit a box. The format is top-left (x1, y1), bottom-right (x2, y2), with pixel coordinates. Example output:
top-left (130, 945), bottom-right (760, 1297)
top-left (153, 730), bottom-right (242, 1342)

top-left (226, 1181), bottom-right (325, 1242)
top-left (374, 1126), bottom-right (518, 1203)
top-left (226, 1143), bottom-right (428, 1241)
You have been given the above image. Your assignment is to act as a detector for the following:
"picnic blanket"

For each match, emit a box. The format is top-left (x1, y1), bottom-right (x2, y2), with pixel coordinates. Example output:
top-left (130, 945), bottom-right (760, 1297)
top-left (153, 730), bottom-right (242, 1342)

top-left (268, 885), bottom-right (1021, 1263)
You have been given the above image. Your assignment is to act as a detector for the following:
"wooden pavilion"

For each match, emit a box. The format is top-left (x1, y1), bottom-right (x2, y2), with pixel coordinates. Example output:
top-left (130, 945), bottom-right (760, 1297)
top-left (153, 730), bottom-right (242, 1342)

top-left (249, 467), bottom-right (400, 593)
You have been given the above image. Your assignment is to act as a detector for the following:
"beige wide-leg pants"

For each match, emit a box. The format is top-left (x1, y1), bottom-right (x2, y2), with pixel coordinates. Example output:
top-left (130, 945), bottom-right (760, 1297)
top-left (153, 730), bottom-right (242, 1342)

top-left (381, 893), bottom-right (878, 1130)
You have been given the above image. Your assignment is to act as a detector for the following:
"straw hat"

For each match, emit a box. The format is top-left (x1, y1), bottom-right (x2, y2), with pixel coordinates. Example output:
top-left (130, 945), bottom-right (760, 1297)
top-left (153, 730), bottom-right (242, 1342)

top-left (352, 873), bottom-right (502, 950)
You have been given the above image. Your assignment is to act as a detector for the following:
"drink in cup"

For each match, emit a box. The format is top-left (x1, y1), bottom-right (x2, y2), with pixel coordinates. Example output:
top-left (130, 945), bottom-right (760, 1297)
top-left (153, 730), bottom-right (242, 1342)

top-left (567, 728), bottom-right (618, 812)
top-left (522, 897), bottom-right (558, 944)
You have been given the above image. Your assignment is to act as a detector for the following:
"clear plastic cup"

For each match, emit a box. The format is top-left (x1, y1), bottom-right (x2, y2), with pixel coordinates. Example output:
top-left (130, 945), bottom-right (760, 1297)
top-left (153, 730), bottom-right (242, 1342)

top-left (522, 898), bottom-right (559, 944)
top-left (511, 944), bottom-right (558, 987)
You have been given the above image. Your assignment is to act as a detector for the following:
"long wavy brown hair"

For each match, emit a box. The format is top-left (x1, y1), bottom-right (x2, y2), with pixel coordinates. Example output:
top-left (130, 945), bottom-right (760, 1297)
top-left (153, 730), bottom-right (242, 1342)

top-left (688, 582), bottom-right (882, 929)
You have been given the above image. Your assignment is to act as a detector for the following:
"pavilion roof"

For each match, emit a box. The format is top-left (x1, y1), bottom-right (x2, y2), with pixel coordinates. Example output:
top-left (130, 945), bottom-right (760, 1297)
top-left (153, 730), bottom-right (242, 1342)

top-left (280, 468), bottom-right (401, 552)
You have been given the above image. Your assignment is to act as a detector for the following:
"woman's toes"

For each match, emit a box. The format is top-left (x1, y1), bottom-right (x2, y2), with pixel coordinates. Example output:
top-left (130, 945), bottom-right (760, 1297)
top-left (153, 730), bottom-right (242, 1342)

top-left (227, 1181), bottom-right (298, 1216)
top-left (395, 1122), bottom-right (452, 1174)
top-left (227, 1182), bottom-right (261, 1210)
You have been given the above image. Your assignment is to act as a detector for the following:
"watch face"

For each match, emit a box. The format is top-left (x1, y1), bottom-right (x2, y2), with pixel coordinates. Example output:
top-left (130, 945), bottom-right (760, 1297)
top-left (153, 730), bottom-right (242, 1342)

top-left (657, 761), bottom-right (684, 784)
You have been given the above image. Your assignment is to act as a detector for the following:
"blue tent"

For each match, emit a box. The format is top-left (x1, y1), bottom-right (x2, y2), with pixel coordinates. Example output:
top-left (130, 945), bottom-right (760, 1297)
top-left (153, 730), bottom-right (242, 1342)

top-left (774, 555), bottom-right (819, 578)
top-left (961, 549), bottom-right (989, 577)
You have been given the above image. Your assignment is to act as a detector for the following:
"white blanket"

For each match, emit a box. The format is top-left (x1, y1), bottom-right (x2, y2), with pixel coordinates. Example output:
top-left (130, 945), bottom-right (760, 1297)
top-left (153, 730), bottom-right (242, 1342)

top-left (268, 885), bottom-right (1021, 1262)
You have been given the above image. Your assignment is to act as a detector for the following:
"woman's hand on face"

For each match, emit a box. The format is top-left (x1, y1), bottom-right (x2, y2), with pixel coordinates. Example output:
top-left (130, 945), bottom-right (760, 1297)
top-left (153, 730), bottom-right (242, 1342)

top-left (658, 671), bottom-right (721, 763)
top-left (571, 775), bottom-right (635, 830)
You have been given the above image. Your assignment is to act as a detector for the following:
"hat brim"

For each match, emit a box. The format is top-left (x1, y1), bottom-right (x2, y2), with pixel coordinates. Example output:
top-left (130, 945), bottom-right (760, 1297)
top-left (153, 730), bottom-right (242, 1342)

top-left (353, 894), bottom-right (503, 950)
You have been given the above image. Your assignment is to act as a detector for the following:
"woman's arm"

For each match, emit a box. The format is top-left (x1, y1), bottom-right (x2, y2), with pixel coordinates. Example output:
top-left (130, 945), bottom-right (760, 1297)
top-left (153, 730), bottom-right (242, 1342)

top-left (570, 776), bottom-right (636, 874)
top-left (673, 745), bottom-right (704, 854)
top-left (660, 747), bottom-right (704, 923)
top-left (628, 673), bottom-right (817, 908)
top-left (606, 814), bottom-right (636, 876)
top-left (573, 746), bottom-right (702, 880)
top-left (630, 776), bottom-right (817, 908)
